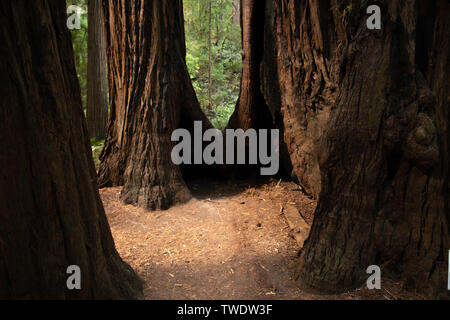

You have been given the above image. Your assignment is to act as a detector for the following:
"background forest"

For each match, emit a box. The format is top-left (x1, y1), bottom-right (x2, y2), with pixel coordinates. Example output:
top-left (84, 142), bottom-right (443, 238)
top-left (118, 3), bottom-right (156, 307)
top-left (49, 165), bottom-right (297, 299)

top-left (69, 0), bottom-right (241, 130)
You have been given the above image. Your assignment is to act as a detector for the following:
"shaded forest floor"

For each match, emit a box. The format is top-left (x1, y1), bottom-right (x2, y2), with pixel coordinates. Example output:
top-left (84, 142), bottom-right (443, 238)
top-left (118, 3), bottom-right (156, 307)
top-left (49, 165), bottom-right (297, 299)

top-left (100, 179), bottom-right (424, 300)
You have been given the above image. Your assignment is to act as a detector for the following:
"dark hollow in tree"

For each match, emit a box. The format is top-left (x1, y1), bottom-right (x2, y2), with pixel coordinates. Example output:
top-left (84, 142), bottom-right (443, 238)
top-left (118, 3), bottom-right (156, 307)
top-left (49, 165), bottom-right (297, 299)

top-left (98, 0), bottom-right (214, 210)
top-left (87, 0), bottom-right (109, 140)
top-left (0, 1), bottom-right (142, 299)
top-left (259, 0), bottom-right (449, 298)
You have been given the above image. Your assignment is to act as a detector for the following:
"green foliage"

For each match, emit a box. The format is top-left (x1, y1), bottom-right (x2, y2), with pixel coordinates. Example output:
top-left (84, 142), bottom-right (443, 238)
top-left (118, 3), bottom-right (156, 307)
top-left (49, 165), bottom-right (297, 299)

top-left (90, 138), bottom-right (104, 171)
top-left (67, 0), bottom-right (88, 112)
top-left (184, 0), bottom-right (242, 129)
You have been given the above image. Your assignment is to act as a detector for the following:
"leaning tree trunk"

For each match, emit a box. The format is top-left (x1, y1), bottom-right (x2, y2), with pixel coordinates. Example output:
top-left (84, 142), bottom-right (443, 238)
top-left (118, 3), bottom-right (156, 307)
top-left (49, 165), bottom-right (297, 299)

top-left (98, 0), bottom-right (213, 210)
top-left (261, 0), bottom-right (449, 298)
top-left (87, 0), bottom-right (109, 140)
top-left (0, 1), bottom-right (142, 299)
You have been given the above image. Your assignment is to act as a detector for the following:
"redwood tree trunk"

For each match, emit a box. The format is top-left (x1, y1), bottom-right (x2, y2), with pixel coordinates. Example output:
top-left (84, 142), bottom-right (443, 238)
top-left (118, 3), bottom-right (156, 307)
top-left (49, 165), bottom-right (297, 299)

top-left (261, 0), bottom-right (449, 298)
top-left (0, 1), bottom-right (142, 299)
top-left (225, 0), bottom-right (290, 178)
top-left (232, 0), bottom-right (240, 25)
top-left (261, 0), bottom-right (338, 197)
top-left (87, 0), bottom-right (109, 140)
top-left (98, 0), bottom-right (212, 210)
top-left (227, 0), bottom-right (273, 132)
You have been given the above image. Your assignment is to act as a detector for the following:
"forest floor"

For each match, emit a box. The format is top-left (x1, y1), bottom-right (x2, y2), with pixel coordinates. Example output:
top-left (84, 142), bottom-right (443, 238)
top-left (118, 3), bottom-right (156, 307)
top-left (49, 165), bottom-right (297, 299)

top-left (100, 179), bottom-right (424, 300)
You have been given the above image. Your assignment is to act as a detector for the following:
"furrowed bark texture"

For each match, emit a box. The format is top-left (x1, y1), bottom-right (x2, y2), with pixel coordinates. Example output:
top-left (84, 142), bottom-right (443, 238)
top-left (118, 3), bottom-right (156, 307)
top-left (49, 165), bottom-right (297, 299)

top-left (271, 0), bottom-right (450, 298)
top-left (0, 1), bottom-right (142, 299)
top-left (87, 0), bottom-right (109, 140)
top-left (262, 0), bottom-right (339, 198)
top-left (99, 0), bottom-right (212, 210)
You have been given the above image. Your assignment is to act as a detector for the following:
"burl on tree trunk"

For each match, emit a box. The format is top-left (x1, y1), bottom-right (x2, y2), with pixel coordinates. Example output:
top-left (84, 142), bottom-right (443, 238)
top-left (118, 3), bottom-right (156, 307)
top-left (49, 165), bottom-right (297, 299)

top-left (260, 0), bottom-right (449, 298)
top-left (0, 1), bottom-right (142, 299)
top-left (98, 0), bottom-right (213, 210)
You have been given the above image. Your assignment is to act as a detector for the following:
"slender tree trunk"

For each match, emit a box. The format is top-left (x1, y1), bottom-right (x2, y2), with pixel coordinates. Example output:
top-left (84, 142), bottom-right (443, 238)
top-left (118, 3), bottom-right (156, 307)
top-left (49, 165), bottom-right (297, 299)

top-left (225, 0), bottom-right (291, 178)
top-left (232, 0), bottom-right (240, 25)
top-left (87, 0), bottom-right (109, 140)
top-left (227, 0), bottom-right (273, 131)
top-left (0, 1), bottom-right (142, 299)
top-left (259, 0), bottom-right (449, 298)
top-left (216, 11), bottom-right (222, 46)
top-left (208, 0), bottom-right (212, 112)
top-left (99, 0), bottom-right (213, 210)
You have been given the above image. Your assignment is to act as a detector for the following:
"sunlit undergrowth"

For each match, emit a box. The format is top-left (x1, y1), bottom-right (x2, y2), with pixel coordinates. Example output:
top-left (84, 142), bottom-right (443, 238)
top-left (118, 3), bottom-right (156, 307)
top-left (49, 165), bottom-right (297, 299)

top-left (90, 138), bottom-right (104, 171)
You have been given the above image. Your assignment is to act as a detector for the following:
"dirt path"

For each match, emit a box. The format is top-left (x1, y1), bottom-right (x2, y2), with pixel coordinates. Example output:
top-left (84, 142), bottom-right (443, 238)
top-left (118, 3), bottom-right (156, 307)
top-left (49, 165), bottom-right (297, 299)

top-left (100, 179), bottom-right (422, 300)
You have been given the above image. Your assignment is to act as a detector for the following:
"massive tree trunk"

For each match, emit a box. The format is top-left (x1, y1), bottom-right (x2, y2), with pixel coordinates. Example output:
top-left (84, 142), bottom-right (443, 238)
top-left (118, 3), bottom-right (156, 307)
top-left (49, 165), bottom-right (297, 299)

top-left (261, 0), bottom-right (338, 197)
top-left (0, 1), bottom-right (142, 299)
top-left (260, 0), bottom-right (449, 298)
top-left (98, 0), bottom-right (213, 210)
top-left (87, 0), bottom-right (109, 140)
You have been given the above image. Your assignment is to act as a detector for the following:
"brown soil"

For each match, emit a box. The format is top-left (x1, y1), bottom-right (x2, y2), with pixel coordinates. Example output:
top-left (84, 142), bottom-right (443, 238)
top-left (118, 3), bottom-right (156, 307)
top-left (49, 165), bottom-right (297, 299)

top-left (100, 179), bottom-right (424, 300)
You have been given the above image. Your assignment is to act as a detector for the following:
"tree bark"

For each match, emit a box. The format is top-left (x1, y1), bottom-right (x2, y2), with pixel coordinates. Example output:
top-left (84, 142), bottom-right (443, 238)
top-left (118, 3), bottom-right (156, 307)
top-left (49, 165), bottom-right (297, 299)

top-left (208, 0), bottom-right (212, 112)
top-left (261, 0), bottom-right (338, 197)
top-left (87, 0), bottom-right (109, 140)
top-left (232, 0), bottom-right (240, 25)
top-left (225, 0), bottom-right (292, 178)
top-left (227, 0), bottom-right (273, 132)
top-left (98, 0), bottom-right (213, 210)
top-left (261, 0), bottom-right (449, 298)
top-left (0, 1), bottom-right (142, 299)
